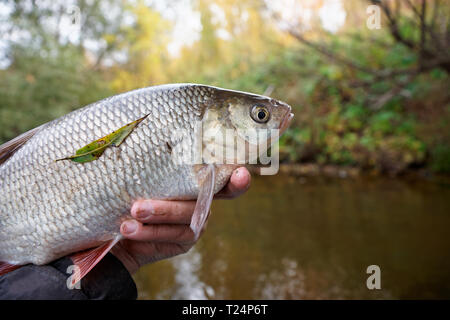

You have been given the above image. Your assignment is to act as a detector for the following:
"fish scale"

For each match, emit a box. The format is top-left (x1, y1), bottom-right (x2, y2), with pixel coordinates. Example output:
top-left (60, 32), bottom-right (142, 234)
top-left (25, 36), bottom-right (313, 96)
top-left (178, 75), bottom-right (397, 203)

top-left (0, 83), bottom-right (293, 271)
top-left (0, 84), bottom-right (210, 265)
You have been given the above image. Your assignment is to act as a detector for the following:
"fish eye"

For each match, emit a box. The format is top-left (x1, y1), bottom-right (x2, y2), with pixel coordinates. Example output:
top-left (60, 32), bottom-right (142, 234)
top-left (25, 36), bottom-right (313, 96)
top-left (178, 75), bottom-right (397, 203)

top-left (250, 105), bottom-right (270, 123)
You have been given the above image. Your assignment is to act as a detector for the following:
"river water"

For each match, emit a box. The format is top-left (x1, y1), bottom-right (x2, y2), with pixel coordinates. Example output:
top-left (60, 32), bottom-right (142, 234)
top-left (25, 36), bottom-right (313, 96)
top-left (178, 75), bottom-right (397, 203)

top-left (134, 173), bottom-right (450, 299)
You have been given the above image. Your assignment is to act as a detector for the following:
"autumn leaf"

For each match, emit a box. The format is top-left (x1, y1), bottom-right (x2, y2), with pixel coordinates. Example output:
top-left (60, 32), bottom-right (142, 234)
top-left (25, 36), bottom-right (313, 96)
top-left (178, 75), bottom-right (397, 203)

top-left (56, 114), bottom-right (149, 163)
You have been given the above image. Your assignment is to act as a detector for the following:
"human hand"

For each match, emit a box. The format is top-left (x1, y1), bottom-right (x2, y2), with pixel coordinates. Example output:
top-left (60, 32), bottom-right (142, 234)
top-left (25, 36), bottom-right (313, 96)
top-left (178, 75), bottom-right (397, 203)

top-left (111, 167), bottom-right (251, 274)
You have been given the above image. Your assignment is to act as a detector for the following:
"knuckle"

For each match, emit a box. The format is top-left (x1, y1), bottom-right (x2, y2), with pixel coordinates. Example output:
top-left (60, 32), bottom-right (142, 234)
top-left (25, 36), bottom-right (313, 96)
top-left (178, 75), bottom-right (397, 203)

top-left (152, 225), bottom-right (163, 240)
top-left (178, 243), bottom-right (192, 254)
top-left (175, 226), bottom-right (190, 241)
top-left (173, 226), bottom-right (195, 245)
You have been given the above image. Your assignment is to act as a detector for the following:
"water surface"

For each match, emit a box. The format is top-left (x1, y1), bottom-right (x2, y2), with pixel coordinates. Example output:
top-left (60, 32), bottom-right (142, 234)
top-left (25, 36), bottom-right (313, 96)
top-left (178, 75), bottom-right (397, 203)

top-left (134, 174), bottom-right (450, 299)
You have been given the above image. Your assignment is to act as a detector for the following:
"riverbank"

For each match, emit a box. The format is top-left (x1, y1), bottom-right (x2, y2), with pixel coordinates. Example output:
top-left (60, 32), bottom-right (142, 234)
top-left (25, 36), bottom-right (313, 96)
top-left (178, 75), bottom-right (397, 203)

top-left (248, 163), bottom-right (450, 184)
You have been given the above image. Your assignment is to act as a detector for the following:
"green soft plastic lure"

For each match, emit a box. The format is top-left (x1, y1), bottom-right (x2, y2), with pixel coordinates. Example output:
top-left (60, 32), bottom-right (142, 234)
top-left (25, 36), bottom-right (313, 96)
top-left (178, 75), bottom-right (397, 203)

top-left (56, 114), bottom-right (149, 163)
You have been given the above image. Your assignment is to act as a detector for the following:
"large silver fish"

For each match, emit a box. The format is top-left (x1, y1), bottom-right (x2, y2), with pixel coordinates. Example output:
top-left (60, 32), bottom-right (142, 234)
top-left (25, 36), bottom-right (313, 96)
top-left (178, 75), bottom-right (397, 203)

top-left (0, 84), bottom-right (293, 281)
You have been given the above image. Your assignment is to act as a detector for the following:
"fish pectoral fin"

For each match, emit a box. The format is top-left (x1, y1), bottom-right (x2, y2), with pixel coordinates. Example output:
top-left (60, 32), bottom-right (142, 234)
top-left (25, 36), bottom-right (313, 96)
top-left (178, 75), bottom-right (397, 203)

top-left (0, 261), bottom-right (21, 276)
top-left (69, 235), bottom-right (122, 286)
top-left (190, 164), bottom-right (216, 240)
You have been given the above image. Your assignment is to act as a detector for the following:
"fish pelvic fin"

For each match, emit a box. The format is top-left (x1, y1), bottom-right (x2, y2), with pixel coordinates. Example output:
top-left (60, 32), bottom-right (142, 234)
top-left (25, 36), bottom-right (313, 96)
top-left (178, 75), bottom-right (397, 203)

top-left (190, 164), bottom-right (216, 240)
top-left (69, 235), bottom-right (122, 287)
top-left (0, 126), bottom-right (42, 165)
top-left (0, 261), bottom-right (21, 276)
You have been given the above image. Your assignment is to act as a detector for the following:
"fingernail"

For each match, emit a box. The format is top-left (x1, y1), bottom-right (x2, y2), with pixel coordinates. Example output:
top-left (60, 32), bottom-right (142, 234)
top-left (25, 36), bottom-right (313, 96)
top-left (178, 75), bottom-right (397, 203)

top-left (122, 220), bottom-right (138, 235)
top-left (134, 200), bottom-right (155, 219)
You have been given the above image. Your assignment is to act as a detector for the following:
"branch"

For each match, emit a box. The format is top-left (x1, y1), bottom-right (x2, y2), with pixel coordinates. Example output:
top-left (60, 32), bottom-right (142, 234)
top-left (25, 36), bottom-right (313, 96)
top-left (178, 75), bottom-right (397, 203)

top-left (369, 73), bottom-right (416, 110)
top-left (288, 29), bottom-right (376, 75)
top-left (419, 0), bottom-right (427, 62)
top-left (374, 0), bottom-right (417, 50)
top-left (404, 0), bottom-right (428, 63)
top-left (424, 0), bottom-right (446, 52)
top-left (289, 27), bottom-right (449, 80)
top-left (404, 0), bottom-right (423, 19)
top-left (370, 0), bottom-right (450, 73)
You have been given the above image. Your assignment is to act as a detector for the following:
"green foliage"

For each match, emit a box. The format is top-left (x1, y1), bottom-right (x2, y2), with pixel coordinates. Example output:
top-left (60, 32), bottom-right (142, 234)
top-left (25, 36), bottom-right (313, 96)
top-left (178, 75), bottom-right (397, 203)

top-left (0, 0), bottom-right (448, 175)
top-left (0, 45), bottom-right (111, 144)
top-left (431, 145), bottom-right (450, 173)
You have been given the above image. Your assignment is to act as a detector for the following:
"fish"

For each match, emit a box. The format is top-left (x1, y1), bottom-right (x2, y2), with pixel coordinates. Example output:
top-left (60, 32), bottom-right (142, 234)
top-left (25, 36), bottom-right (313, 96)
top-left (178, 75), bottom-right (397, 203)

top-left (0, 83), bottom-right (293, 283)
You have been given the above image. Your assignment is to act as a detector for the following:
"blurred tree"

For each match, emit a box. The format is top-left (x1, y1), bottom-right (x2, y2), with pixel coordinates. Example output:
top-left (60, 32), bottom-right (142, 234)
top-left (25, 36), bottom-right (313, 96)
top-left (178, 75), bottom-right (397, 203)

top-left (0, 44), bottom-right (111, 143)
top-left (3, 0), bottom-right (129, 67)
top-left (0, 0), bottom-right (448, 173)
top-left (279, 0), bottom-right (450, 109)
top-left (262, 0), bottom-right (450, 173)
top-left (0, 0), bottom-right (129, 143)
top-left (110, 1), bottom-right (170, 92)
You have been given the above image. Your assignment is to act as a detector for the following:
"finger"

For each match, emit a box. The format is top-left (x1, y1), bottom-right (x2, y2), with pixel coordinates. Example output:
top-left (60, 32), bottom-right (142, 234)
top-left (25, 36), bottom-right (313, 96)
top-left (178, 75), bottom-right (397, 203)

top-left (131, 199), bottom-right (196, 224)
top-left (120, 219), bottom-right (196, 245)
top-left (118, 241), bottom-right (193, 266)
top-left (215, 167), bottom-right (251, 199)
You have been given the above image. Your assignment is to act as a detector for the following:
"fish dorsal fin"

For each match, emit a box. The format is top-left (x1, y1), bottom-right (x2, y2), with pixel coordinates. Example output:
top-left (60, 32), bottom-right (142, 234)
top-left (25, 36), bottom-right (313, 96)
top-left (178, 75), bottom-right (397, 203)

top-left (0, 127), bottom-right (41, 165)
top-left (69, 235), bottom-right (122, 287)
top-left (190, 164), bottom-right (216, 240)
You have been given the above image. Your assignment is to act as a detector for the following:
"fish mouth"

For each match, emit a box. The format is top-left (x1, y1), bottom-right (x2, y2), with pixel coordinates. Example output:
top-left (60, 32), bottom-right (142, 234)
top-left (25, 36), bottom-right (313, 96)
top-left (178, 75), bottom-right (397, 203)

top-left (280, 110), bottom-right (294, 134)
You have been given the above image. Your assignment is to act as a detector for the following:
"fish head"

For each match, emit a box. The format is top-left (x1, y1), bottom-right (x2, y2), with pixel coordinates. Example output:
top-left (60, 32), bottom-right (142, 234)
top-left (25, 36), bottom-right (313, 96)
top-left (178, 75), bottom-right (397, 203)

top-left (201, 87), bottom-right (294, 165)
top-left (218, 90), bottom-right (294, 135)
top-left (214, 88), bottom-right (294, 144)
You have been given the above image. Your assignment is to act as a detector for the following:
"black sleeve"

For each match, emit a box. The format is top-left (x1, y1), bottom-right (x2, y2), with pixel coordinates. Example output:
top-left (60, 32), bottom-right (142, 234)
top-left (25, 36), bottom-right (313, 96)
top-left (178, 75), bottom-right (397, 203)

top-left (0, 253), bottom-right (137, 300)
